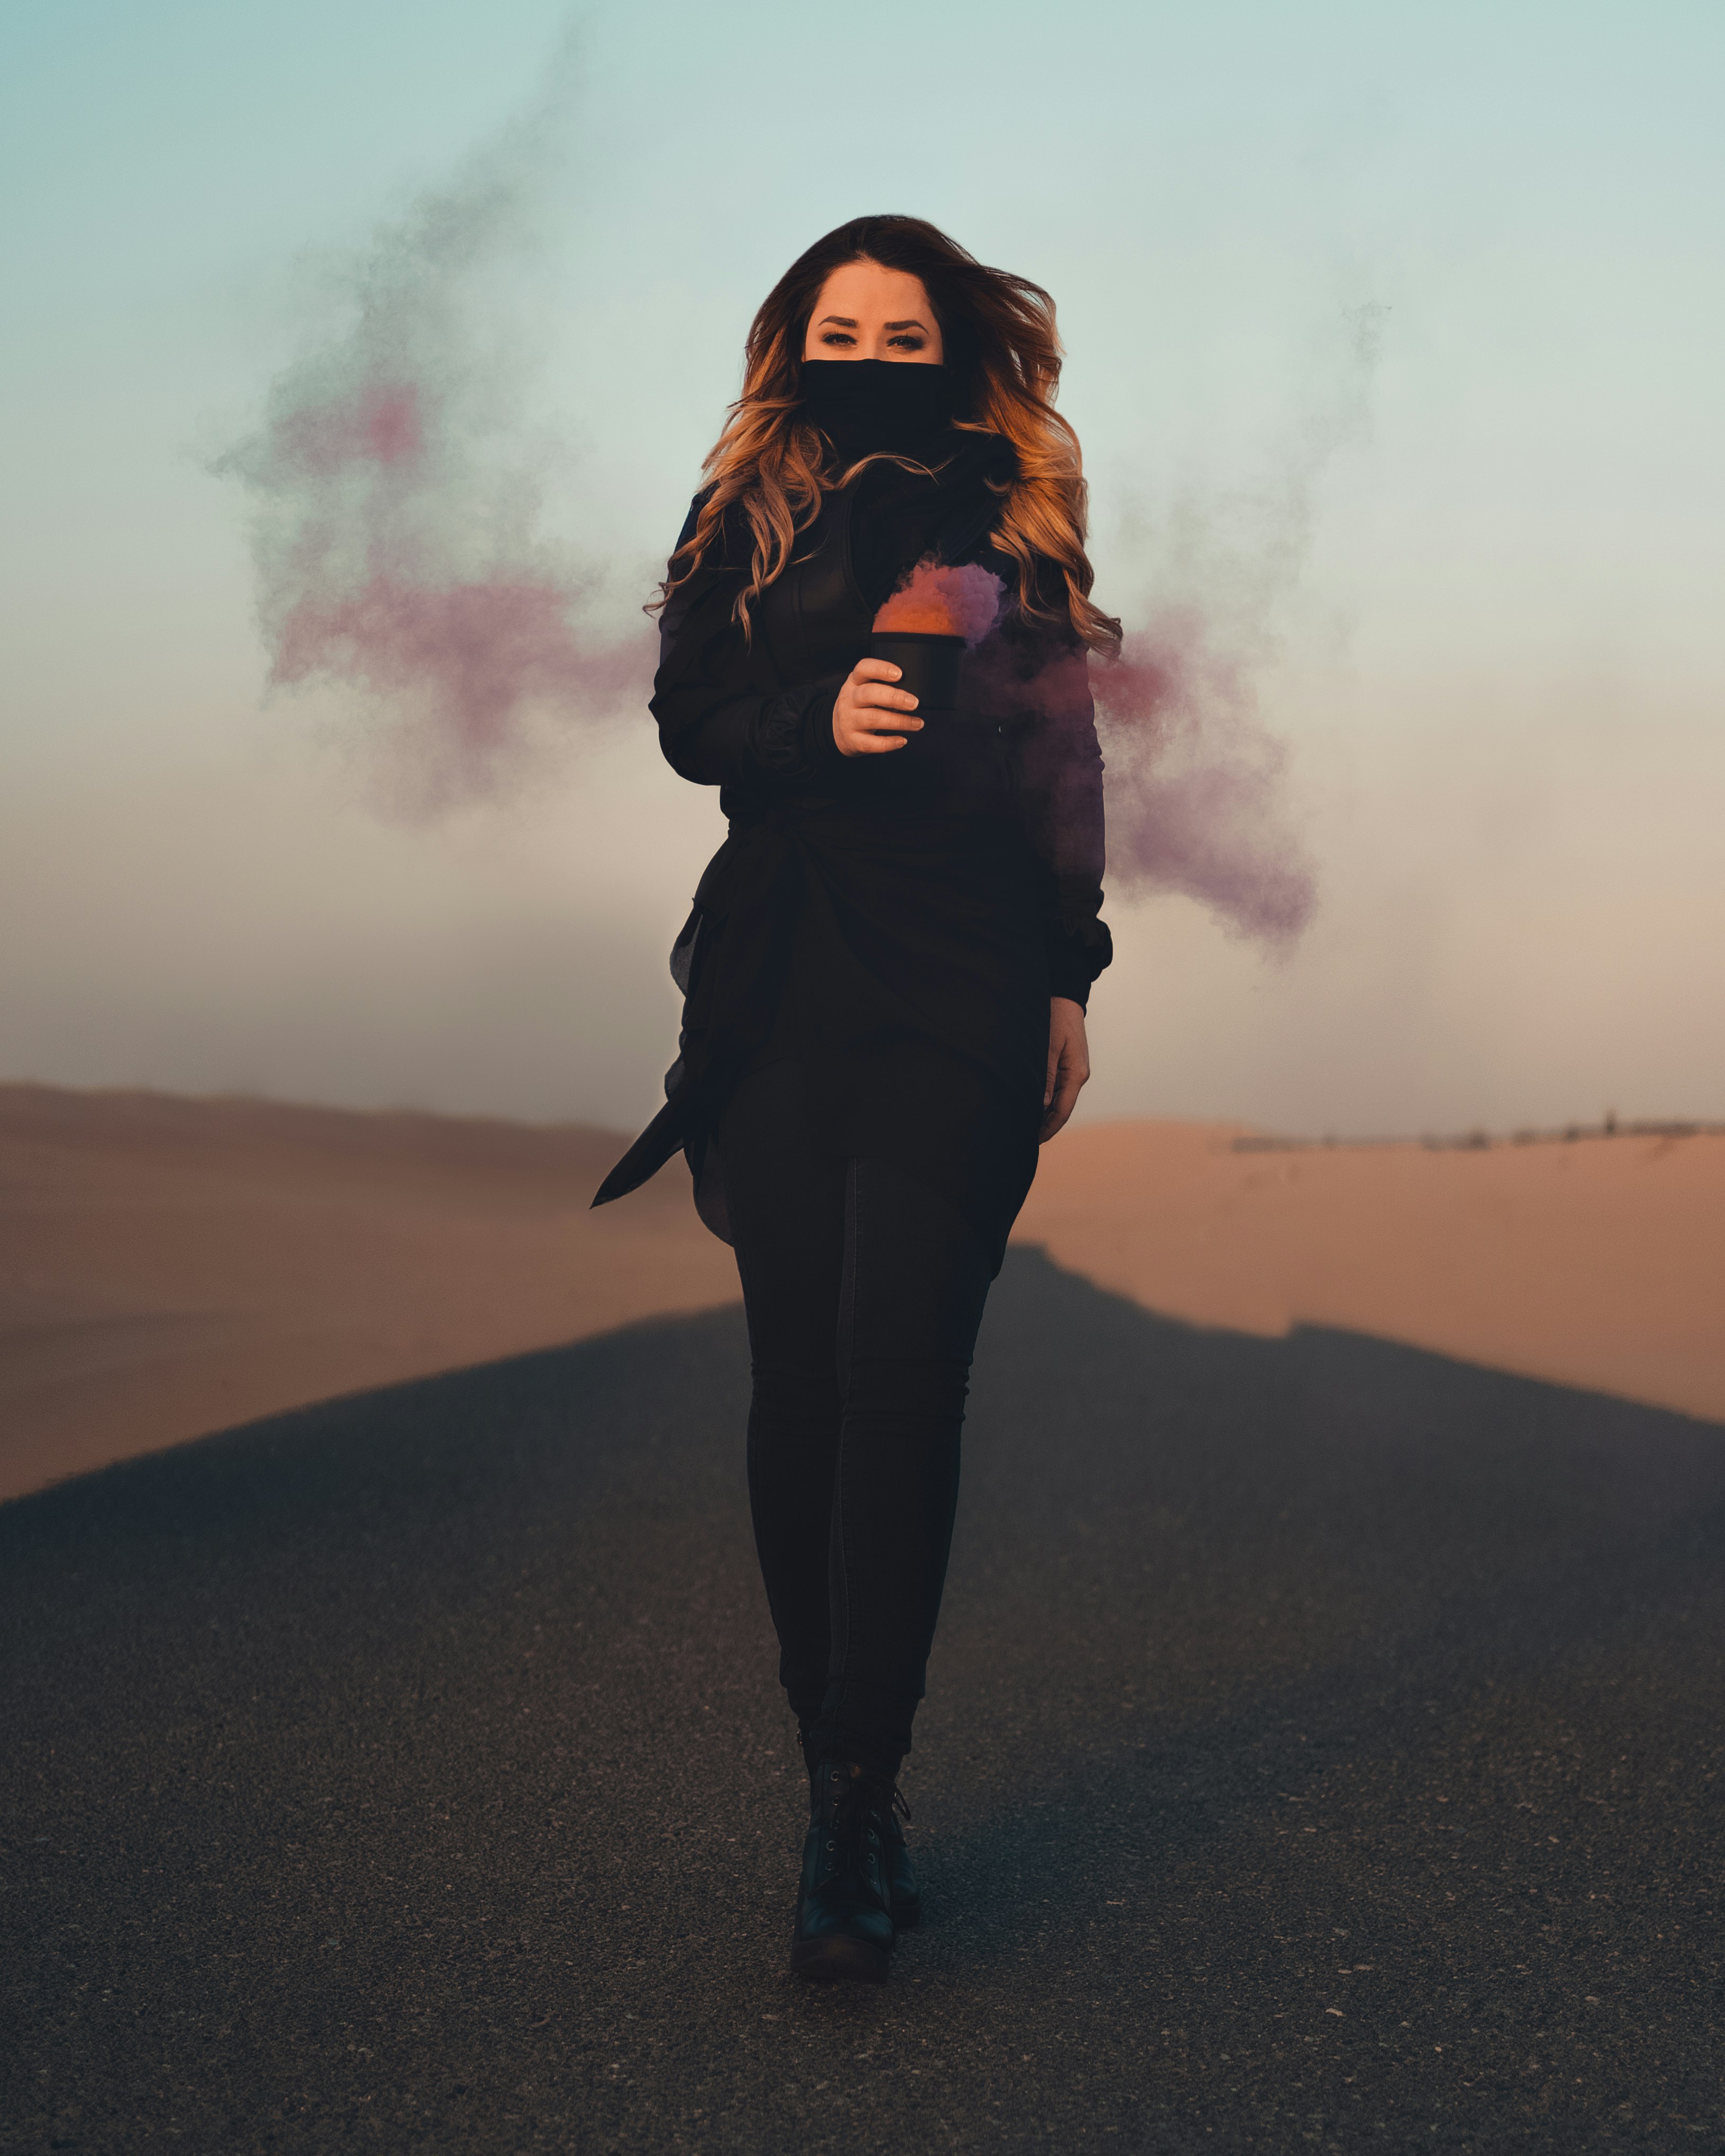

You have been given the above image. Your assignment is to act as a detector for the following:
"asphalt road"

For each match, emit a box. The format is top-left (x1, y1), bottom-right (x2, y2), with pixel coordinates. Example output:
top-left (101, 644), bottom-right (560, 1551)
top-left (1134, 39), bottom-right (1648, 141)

top-left (4, 1250), bottom-right (1723, 2153)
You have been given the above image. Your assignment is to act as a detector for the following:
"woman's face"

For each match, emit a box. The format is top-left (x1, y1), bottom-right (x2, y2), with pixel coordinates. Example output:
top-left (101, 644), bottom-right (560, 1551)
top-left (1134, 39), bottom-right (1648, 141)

top-left (802, 260), bottom-right (945, 365)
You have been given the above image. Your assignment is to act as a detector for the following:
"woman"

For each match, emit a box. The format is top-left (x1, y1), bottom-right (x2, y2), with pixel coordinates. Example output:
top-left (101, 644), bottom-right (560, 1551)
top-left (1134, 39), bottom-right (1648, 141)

top-left (594, 214), bottom-right (1117, 1984)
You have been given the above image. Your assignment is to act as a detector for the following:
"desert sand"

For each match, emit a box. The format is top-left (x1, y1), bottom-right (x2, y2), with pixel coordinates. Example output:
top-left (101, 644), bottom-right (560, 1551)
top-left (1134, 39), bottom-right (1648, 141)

top-left (3, 1081), bottom-right (1720, 1503)
top-left (1017, 1119), bottom-right (1725, 1428)
top-left (0, 1083), bottom-right (736, 1504)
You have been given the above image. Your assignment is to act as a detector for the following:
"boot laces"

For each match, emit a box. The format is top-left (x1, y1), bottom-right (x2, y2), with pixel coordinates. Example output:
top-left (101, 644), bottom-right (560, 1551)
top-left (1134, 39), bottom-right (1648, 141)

top-left (817, 1765), bottom-right (908, 1853)
top-left (876, 1780), bottom-right (911, 1827)
top-left (851, 1769), bottom-right (911, 1830)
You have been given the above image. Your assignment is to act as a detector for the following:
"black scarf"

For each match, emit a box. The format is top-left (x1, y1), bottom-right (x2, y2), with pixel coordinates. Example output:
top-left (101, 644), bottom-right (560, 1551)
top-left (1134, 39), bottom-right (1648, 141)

top-left (799, 359), bottom-right (958, 458)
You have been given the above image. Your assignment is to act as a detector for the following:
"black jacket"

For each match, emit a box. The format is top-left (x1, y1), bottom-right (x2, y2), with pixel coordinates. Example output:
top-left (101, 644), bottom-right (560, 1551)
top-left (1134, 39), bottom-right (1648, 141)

top-left (594, 427), bottom-right (1111, 1269)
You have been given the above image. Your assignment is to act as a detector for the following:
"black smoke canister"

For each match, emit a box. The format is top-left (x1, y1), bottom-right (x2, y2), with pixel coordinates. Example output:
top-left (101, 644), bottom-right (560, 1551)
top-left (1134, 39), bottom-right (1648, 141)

top-left (867, 629), bottom-right (965, 737)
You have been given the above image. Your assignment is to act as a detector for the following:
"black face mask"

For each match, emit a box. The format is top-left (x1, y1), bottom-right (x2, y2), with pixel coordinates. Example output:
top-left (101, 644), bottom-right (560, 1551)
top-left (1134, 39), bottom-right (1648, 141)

top-left (799, 358), bottom-right (958, 455)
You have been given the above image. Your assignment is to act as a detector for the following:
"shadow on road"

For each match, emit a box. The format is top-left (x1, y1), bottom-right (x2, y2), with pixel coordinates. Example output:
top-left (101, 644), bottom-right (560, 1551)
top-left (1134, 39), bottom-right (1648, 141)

top-left (4, 1250), bottom-right (1722, 2152)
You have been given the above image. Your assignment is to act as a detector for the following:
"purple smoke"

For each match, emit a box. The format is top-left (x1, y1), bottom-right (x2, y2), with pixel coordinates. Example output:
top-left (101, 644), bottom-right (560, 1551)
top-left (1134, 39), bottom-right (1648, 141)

top-left (1090, 608), bottom-right (1316, 947)
top-left (215, 61), bottom-right (1354, 949)
top-left (971, 590), bottom-right (1317, 950)
top-left (874, 559), bottom-right (1007, 646)
top-left (1082, 307), bottom-right (1386, 948)
top-left (214, 102), bottom-right (651, 813)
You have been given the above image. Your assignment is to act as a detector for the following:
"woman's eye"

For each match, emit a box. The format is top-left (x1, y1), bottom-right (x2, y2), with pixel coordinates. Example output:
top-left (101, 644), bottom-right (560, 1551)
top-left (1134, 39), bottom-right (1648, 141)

top-left (820, 331), bottom-right (856, 347)
top-left (887, 335), bottom-right (927, 351)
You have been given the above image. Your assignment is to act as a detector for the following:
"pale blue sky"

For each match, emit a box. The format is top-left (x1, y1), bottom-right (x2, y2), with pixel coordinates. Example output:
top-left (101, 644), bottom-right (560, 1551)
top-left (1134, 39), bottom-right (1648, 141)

top-left (2, 2), bottom-right (1721, 1133)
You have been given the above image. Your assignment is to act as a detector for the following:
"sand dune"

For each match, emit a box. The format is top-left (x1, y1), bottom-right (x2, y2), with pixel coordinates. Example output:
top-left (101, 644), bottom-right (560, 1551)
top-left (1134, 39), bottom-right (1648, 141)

top-left (4, 1082), bottom-right (1720, 1504)
top-left (1015, 1120), bottom-right (1725, 1428)
top-left (0, 1084), bottom-right (736, 1504)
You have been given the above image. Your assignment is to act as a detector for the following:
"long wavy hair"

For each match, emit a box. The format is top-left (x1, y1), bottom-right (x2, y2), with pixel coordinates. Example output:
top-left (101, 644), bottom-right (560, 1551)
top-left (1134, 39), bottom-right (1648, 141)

top-left (659, 215), bottom-right (1121, 656)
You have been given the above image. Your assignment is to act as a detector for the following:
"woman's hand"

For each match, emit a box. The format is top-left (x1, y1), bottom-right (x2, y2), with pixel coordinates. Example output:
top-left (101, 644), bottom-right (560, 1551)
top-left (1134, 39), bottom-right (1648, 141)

top-left (1041, 997), bottom-right (1090, 1142)
top-left (833, 657), bottom-right (922, 756)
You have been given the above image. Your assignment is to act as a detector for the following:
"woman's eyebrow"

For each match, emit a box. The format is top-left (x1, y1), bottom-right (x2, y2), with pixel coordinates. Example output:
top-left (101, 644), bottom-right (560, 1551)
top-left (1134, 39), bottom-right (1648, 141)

top-left (884, 319), bottom-right (928, 332)
top-left (816, 314), bottom-right (859, 328)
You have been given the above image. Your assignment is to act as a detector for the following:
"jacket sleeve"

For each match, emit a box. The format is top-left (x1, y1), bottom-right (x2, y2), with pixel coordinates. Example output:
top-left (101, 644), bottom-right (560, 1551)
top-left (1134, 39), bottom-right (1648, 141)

top-left (648, 496), bottom-right (849, 791)
top-left (989, 602), bottom-right (1113, 1009)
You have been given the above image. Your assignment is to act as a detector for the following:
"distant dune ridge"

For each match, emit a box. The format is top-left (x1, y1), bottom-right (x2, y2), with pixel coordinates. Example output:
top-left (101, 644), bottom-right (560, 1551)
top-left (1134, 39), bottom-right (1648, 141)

top-left (3, 1081), bottom-right (1721, 1504)
top-left (1015, 1120), bottom-right (1724, 1430)
top-left (0, 1084), bottom-right (737, 1504)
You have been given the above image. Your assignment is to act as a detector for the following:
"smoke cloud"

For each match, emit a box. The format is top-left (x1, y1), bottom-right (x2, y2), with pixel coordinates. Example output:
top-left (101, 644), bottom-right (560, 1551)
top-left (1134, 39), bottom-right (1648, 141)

top-left (215, 58), bottom-right (1367, 952)
top-left (1092, 616), bottom-right (1316, 946)
top-left (874, 559), bottom-right (1007, 646)
top-left (1088, 304), bottom-right (1386, 947)
top-left (214, 70), bottom-right (651, 815)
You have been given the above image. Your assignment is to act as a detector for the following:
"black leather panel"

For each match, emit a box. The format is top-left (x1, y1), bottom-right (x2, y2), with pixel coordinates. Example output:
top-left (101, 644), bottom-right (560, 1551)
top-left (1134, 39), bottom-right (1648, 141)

top-left (755, 489), bottom-right (874, 690)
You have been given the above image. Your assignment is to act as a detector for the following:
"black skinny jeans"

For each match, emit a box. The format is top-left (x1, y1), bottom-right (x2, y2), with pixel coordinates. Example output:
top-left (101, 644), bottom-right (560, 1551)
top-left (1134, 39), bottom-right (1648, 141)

top-left (715, 1057), bottom-right (996, 1778)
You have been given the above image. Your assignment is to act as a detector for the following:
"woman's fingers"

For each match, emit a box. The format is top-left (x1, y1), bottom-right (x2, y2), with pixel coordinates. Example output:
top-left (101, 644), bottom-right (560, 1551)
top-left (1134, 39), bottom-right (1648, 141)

top-left (1041, 1002), bottom-right (1090, 1141)
top-left (1041, 1079), bottom-right (1080, 1138)
top-left (848, 659), bottom-right (919, 719)
top-left (843, 706), bottom-right (920, 752)
top-left (833, 657), bottom-right (922, 755)
top-left (1042, 1037), bottom-right (1068, 1130)
top-left (840, 726), bottom-right (910, 755)
top-left (845, 659), bottom-right (914, 711)
top-left (1041, 1065), bottom-right (1078, 1137)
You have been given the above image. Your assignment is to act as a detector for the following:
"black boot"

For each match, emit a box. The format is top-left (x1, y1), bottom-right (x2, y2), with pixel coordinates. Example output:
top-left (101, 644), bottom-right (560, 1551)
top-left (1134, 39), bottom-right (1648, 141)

top-left (797, 1728), bottom-right (922, 1934)
top-left (874, 1782), bottom-right (921, 1932)
top-left (790, 1759), bottom-right (895, 1983)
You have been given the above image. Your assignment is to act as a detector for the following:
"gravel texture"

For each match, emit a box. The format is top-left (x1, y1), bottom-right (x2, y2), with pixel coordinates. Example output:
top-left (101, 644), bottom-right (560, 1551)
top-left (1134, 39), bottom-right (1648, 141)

top-left (4, 1249), bottom-right (1722, 2153)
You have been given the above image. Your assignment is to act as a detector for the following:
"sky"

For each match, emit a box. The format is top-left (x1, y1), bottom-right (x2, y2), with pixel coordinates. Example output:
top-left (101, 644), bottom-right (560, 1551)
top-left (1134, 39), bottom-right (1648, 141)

top-left (2, 0), bottom-right (1721, 1138)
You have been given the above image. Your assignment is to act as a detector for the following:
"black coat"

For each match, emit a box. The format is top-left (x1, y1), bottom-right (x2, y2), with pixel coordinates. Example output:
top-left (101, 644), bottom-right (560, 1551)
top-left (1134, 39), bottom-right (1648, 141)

top-left (593, 427), bottom-right (1111, 1273)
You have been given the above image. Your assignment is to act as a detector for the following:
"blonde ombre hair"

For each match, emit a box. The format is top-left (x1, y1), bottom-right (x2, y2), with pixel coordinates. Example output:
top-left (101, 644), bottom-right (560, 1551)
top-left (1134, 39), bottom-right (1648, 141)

top-left (660, 216), bottom-right (1121, 657)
